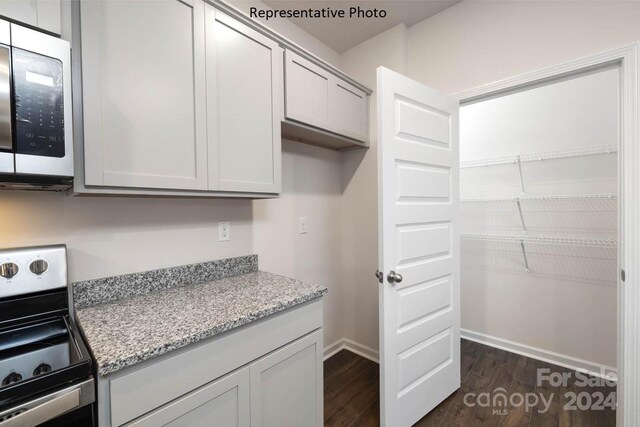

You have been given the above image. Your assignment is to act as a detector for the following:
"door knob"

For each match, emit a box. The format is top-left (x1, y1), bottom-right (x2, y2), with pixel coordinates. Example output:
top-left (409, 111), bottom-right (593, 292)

top-left (387, 270), bottom-right (403, 284)
top-left (375, 270), bottom-right (383, 283)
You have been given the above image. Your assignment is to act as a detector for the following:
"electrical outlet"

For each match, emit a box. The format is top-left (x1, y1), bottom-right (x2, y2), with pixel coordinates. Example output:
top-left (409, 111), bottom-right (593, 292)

top-left (218, 221), bottom-right (231, 241)
top-left (299, 217), bottom-right (308, 234)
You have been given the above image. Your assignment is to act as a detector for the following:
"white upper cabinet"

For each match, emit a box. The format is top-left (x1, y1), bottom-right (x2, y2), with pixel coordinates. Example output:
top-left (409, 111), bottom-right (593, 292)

top-left (285, 52), bottom-right (332, 131)
top-left (331, 81), bottom-right (368, 142)
top-left (206, 7), bottom-right (282, 193)
top-left (75, 0), bottom-right (370, 196)
top-left (80, 0), bottom-right (208, 191)
top-left (284, 50), bottom-right (369, 146)
top-left (0, 0), bottom-right (61, 35)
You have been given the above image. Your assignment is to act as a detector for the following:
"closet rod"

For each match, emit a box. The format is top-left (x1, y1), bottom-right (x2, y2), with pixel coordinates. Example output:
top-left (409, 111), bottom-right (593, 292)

top-left (460, 233), bottom-right (617, 248)
top-left (461, 194), bottom-right (617, 203)
top-left (460, 144), bottom-right (617, 168)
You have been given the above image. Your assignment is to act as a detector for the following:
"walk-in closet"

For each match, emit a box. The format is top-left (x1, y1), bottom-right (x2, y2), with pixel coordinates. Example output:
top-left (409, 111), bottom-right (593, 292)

top-left (459, 64), bottom-right (619, 375)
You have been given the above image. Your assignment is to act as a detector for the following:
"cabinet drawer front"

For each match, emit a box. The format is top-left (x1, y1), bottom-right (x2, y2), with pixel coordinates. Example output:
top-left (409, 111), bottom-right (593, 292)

top-left (108, 299), bottom-right (323, 426)
top-left (332, 80), bottom-right (368, 142)
top-left (127, 367), bottom-right (250, 427)
top-left (284, 50), bottom-right (332, 130)
top-left (250, 330), bottom-right (323, 427)
top-left (81, 0), bottom-right (208, 190)
top-left (206, 8), bottom-right (282, 193)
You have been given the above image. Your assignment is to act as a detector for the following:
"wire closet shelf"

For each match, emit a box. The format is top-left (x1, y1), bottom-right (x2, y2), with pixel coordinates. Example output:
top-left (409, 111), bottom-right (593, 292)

top-left (460, 144), bottom-right (618, 168)
top-left (460, 233), bottom-right (617, 249)
top-left (461, 194), bottom-right (617, 203)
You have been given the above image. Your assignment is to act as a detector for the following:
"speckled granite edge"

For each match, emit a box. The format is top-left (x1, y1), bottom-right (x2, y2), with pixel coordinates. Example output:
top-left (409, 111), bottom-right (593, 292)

top-left (95, 287), bottom-right (326, 376)
top-left (73, 254), bottom-right (258, 309)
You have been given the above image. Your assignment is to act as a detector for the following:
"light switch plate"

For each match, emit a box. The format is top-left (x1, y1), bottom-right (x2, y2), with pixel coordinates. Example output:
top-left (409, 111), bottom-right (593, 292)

top-left (218, 221), bottom-right (231, 241)
top-left (299, 217), bottom-right (308, 234)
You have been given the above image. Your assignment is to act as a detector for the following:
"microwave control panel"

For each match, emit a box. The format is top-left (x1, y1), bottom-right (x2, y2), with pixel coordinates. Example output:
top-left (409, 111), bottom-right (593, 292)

top-left (12, 48), bottom-right (65, 158)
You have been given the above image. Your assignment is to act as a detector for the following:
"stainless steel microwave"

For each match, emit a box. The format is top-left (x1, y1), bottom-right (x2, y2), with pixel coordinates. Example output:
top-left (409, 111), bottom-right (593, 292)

top-left (0, 19), bottom-right (72, 190)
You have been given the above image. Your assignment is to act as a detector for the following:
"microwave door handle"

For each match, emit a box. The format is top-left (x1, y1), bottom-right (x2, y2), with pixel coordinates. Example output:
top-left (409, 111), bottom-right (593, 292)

top-left (0, 45), bottom-right (10, 152)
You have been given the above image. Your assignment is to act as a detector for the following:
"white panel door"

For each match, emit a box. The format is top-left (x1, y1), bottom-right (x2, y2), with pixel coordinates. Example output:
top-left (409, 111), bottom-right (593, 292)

top-left (81, 0), bottom-right (208, 190)
top-left (206, 7), bottom-right (282, 193)
top-left (377, 67), bottom-right (460, 427)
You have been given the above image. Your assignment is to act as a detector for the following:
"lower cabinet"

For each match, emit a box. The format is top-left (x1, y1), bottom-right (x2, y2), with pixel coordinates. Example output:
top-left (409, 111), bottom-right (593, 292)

top-left (128, 368), bottom-right (251, 427)
top-left (101, 300), bottom-right (324, 427)
top-left (250, 332), bottom-right (322, 427)
top-left (127, 330), bottom-right (322, 427)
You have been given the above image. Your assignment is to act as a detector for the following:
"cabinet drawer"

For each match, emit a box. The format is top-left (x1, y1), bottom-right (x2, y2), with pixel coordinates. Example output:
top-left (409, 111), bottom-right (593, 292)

top-left (107, 299), bottom-right (323, 426)
top-left (126, 367), bottom-right (250, 427)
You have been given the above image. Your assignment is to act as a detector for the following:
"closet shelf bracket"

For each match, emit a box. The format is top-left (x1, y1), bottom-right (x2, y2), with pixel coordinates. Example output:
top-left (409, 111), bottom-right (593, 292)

top-left (520, 240), bottom-right (531, 273)
top-left (516, 156), bottom-right (526, 195)
top-left (516, 199), bottom-right (527, 233)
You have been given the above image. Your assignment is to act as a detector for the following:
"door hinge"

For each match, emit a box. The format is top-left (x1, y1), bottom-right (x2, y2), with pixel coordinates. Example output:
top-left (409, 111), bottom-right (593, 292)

top-left (621, 269), bottom-right (626, 282)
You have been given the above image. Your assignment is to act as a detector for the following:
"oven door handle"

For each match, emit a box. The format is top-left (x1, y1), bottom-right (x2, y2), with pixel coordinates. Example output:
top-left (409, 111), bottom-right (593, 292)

top-left (0, 378), bottom-right (94, 427)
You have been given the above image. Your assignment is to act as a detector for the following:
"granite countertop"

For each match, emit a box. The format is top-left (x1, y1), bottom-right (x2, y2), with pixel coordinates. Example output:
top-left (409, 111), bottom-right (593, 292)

top-left (76, 270), bottom-right (327, 376)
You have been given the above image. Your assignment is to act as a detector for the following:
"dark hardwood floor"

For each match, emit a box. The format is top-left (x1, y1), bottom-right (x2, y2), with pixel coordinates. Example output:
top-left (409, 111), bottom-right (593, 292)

top-left (323, 339), bottom-right (616, 426)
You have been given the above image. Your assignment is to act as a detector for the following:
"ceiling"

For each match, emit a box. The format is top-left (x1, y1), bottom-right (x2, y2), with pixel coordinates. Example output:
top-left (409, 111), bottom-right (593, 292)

top-left (261, 0), bottom-right (461, 53)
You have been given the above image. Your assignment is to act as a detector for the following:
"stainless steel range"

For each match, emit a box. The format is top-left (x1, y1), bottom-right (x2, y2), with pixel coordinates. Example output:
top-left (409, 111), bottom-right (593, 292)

top-left (0, 245), bottom-right (94, 426)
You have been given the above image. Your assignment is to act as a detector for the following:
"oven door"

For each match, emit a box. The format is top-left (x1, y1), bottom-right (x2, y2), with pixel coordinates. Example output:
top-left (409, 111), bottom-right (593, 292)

top-left (0, 20), bottom-right (12, 175)
top-left (0, 379), bottom-right (94, 427)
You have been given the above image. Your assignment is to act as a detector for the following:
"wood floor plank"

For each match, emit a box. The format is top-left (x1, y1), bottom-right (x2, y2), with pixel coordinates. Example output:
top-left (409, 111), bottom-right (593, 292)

top-left (437, 346), bottom-right (500, 426)
top-left (325, 364), bottom-right (379, 426)
top-left (529, 361), bottom-right (563, 427)
top-left (413, 389), bottom-right (460, 427)
top-left (325, 357), bottom-right (373, 400)
top-left (324, 359), bottom-right (378, 420)
top-left (324, 350), bottom-right (362, 387)
top-left (349, 398), bottom-right (380, 427)
top-left (471, 349), bottom-right (521, 426)
top-left (461, 339), bottom-right (484, 381)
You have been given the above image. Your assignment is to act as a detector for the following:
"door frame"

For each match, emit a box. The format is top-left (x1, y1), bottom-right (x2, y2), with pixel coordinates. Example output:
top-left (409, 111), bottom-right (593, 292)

top-left (453, 44), bottom-right (640, 427)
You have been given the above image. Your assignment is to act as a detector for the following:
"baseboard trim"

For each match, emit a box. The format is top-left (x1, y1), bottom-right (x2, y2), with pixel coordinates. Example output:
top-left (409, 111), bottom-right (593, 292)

top-left (461, 329), bottom-right (617, 380)
top-left (323, 338), bottom-right (379, 363)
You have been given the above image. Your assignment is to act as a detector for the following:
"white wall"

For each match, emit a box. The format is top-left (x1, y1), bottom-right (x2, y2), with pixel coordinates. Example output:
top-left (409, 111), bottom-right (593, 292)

top-left (407, 1), bottom-right (640, 95)
top-left (0, 193), bottom-right (253, 282)
top-left (253, 141), bottom-right (344, 351)
top-left (338, 24), bottom-right (408, 353)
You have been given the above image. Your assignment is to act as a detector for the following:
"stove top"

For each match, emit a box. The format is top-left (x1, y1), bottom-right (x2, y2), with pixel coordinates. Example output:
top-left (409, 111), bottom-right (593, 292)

top-left (0, 245), bottom-right (94, 423)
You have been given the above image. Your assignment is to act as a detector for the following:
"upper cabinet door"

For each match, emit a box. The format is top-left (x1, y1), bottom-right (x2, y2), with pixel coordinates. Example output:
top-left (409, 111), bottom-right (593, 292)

top-left (284, 49), bottom-right (369, 145)
top-left (206, 7), bottom-right (282, 193)
top-left (331, 80), bottom-right (368, 142)
top-left (80, 0), bottom-right (208, 190)
top-left (284, 50), bottom-right (332, 131)
top-left (0, 1), bottom-right (61, 34)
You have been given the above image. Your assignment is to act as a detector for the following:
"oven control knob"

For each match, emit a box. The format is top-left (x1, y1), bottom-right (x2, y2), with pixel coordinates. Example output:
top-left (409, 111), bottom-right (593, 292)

top-left (33, 363), bottom-right (52, 376)
top-left (1, 372), bottom-right (23, 387)
top-left (0, 262), bottom-right (19, 279)
top-left (29, 259), bottom-right (48, 276)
